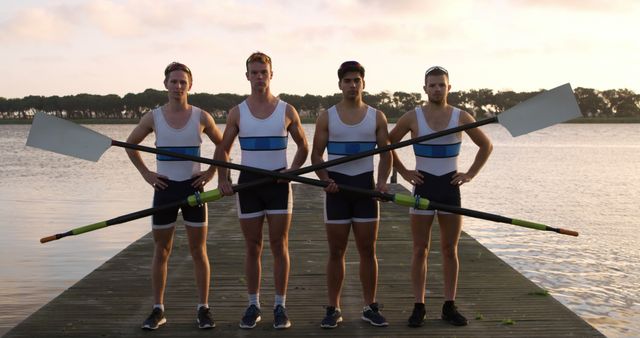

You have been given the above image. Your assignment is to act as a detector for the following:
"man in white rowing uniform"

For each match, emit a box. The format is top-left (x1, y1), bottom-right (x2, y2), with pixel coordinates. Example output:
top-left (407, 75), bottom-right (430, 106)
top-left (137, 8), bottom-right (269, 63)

top-left (390, 65), bottom-right (492, 327)
top-left (311, 61), bottom-right (392, 329)
top-left (126, 62), bottom-right (223, 330)
top-left (215, 52), bottom-right (309, 330)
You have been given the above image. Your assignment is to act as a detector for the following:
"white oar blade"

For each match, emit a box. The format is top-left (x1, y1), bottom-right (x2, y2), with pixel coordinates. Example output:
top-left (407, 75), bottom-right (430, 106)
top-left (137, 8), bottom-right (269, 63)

top-left (498, 83), bottom-right (581, 137)
top-left (26, 112), bottom-right (112, 162)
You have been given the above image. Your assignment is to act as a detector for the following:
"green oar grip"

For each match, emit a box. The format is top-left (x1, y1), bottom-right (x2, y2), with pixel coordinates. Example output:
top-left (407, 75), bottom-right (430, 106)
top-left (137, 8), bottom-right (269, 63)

top-left (511, 218), bottom-right (547, 231)
top-left (513, 218), bottom-right (579, 237)
top-left (187, 189), bottom-right (223, 206)
top-left (72, 221), bottom-right (109, 235)
top-left (394, 193), bottom-right (430, 209)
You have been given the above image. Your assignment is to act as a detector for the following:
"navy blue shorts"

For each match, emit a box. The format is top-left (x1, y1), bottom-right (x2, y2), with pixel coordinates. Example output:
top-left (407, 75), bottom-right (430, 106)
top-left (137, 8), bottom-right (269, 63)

top-left (236, 169), bottom-right (292, 219)
top-left (152, 177), bottom-right (207, 229)
top-left (325, 171), bottom-right (379, 224)
top-left (411, 170), bottom-right (461, 215)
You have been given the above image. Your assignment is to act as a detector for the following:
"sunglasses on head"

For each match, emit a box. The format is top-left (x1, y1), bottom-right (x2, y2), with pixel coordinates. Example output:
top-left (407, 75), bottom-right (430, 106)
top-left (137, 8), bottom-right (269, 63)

top-left (425, 65), bottom-right (448, 76)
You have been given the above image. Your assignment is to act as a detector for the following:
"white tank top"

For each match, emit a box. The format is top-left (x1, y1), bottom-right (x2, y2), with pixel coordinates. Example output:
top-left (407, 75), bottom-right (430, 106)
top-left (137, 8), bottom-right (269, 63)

top-left (238, 99), bottom-right (288, 170)
top-left (413, 106), bottom-right (461, 176)
top-left (326, 105), bottom-right (377, 176)
top-left (153, 107), bottom-right (202, 181)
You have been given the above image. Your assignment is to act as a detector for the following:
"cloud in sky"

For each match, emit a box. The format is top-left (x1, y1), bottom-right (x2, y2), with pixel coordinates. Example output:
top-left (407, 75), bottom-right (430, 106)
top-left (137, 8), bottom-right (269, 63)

top-left (1, 0), bottom-right (638, 98)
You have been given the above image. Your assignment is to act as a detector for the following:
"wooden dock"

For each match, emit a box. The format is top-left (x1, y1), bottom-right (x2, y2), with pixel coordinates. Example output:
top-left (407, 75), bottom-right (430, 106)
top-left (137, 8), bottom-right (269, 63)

top-left (4, 184), bottom-right (603, 337)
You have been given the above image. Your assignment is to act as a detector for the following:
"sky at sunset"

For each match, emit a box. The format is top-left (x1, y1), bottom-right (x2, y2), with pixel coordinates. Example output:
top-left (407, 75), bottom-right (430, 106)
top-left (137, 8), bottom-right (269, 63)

top-left (1, 0), bottom-right (639, 99)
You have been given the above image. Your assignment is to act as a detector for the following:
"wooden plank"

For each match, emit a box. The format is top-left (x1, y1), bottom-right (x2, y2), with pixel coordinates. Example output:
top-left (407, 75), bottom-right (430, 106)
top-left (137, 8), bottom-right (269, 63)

top-left (4, 184), bottom-right (603, 337)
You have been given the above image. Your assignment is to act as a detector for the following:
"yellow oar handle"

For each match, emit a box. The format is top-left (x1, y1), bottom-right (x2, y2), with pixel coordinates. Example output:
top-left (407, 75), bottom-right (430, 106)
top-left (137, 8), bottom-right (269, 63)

top-left (187, 189), bottom-right (223, 207)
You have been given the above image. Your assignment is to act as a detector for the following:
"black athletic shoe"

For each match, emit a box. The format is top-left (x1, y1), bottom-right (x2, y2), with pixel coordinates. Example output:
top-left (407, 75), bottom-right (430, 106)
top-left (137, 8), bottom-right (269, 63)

top-left (441, 301), bottom-right (468, 326)
top-left (320, 306), bottom-right (343, 329)
top-left (239, 304), bottom-right (262, 329)
top-left (361, 302), bottom-right (388, 327)
top-left (273, 305), bottom-right (291, 329)
top-left (197, 306), bottom-right (215, 329)
top-left (408, 303), bottom-right (426, 327)
top-left (142, 308), bottom-right (166, 330)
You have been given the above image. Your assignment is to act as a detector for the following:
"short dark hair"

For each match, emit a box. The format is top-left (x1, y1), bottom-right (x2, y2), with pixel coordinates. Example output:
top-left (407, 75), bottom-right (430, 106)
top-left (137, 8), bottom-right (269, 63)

top-left (338, 61), bottom-right (365, 80)
top-left (246, 51), bottom-right (272, 71)
top-left (425, 65), bottom-right (448, 79)
top-left (164, 62), bottom-right (192, 84)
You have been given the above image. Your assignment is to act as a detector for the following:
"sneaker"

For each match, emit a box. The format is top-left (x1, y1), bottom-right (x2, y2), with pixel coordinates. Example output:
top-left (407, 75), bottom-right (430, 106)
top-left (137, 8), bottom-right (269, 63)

top-left (320, 306), bottom-right (343, 329)
top-left (197, 306), bottom-right (215, 329)
top-left (361, 302), bottom-right (388, 327)
top-left (408, 303), bottom-right (426, 327)
top-left (141, 307), bottom-right (166, 330)
top-left (239, 304), bottom-right (262, 329)
top-left (441, 301), bottom-right (468, 326)
top-left (273, 304), bottom-right (292, 329)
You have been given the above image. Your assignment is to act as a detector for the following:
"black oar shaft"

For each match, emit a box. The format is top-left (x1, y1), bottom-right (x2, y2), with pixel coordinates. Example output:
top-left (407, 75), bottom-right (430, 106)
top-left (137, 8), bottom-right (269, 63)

top-left (115, 140), bottom-right (393, 201)
top-left (40, 199), bottom-right (187, 243)
top-left (114, 117), bottom-right (498, 193)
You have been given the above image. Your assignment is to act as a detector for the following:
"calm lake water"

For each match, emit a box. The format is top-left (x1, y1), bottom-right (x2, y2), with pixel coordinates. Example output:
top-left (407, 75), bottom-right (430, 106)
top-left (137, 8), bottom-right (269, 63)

top-left (0, 122), bottom-right (638, 337)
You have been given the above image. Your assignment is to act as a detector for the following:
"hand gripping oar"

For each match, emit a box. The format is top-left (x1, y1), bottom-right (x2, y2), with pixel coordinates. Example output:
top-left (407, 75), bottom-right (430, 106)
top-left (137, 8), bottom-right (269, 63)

top-left (27, 83), bottom-right (580, 176)
top-left (40, 162), bottom-right (578, 243)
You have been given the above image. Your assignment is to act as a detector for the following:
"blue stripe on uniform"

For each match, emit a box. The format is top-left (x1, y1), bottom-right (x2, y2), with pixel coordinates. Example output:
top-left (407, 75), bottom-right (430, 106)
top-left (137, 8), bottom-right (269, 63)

top-left (156, 146), bottom-right (201, 161)
top-left (413, 142), bottom-right (461, 158)
top-left (327, 141), bottom-right (377, 155)
top-left (239, 136), bottom-right (288, 151)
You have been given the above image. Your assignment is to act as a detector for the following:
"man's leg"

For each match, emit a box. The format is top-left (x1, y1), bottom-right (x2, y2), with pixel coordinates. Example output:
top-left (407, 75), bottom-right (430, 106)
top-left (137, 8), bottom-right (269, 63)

top-left (352, 220), bottom-right (378, 305)
top-left (151, 227), bottom-right (176, 305)
top-left (437, 214), bottom-right (462, 301)
top-left (266, 213), bottom-right (292, 297)
top-left (410, 214), bottom-right (435, 303)
top-left (324, 223), bottom-right (351, 308)
top-left (185, 225), bottom-right (210, 305)
top-left (266, 213), bottom-right (292, 329)
top-left (240, 216), bottom-right (266, 295)
top-left (437, 213), bottom-right (468, 326)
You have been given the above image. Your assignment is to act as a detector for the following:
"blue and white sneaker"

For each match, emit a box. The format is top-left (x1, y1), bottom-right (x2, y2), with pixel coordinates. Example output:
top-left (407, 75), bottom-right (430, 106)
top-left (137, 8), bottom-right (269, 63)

top-left (239, 304), bottom-right (261, 329)
top-left (362, 302), bottom-right (388, 327)
top-left (273, 304), bottom-right (291, 329)
top-left (321, 306), bottom-right (343, 329)
top-left (142, 308), bottom-right (166, 330)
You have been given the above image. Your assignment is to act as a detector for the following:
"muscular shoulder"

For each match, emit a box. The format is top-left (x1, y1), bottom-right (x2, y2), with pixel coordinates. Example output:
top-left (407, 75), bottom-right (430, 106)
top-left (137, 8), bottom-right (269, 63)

top-left (398, 108), bottom-right (418, 127)
top-left (139, 109), bottom-right (155, 130)
top-left (199, 108), bottom-right (215, 125)
top-left (375, 109), bottom-right (389, 127)
top-left (457, 109), bottom-right (476, 124)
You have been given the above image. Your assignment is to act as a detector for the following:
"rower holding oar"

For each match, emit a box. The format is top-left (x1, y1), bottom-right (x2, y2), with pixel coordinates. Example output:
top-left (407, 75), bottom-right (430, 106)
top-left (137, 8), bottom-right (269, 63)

top-left (390, 66), bottom-right (493, 328)
top-left (214, 52), bottom-right (309, 330)
top-left (311, 61), bottom-right (392, 329)
top-left (125, 62), bottom-right (223, 330)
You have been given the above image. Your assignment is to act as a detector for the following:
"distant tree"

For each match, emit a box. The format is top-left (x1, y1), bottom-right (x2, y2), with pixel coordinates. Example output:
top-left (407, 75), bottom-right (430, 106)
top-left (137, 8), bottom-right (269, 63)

top-left (464, 89), bottom-right (495, 118)
top-left (574, 87), bottom-right (608, 117)
top-left (601, 89), bottom-right (640, 117)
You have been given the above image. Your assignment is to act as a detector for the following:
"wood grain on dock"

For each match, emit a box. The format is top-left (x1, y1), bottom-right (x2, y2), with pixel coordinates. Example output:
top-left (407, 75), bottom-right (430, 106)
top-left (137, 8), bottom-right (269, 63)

top-left (4, 184), bottom-right (603, 337)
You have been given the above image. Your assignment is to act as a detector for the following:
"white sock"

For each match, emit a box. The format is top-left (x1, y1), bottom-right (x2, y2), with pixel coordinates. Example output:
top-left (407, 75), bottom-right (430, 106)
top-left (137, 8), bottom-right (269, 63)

top-left (153, 304), bottom-right (164, 311)
top-left (274, 294), bottom-right (286, 308)
top-left (249, 293), bottom-right (260, 308)
top-left (197, 303), bottom-right (209, 310)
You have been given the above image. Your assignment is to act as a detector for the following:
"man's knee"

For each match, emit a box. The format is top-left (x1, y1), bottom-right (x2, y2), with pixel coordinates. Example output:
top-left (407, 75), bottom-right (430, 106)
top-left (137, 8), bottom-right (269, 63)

top-left (412, 243), bottom-right (429, 259)
top-left (441, 243), bottom-right (458, 260)
top-left (190, 246), bottom-right (208, 262)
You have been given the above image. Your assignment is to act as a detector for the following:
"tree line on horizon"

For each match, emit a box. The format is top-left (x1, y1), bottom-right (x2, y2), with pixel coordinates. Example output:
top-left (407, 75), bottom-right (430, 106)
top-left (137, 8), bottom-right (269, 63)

top-left (1, 87), bottom-right (638, 120)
